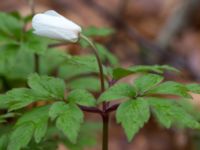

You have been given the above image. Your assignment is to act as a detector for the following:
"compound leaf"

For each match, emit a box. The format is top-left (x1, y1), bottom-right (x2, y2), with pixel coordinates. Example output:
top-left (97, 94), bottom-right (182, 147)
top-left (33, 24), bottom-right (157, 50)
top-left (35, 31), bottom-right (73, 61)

top-left (98, 83), bottom-right (136, 103)
top-left (116, 98), bottom-right (150, 141)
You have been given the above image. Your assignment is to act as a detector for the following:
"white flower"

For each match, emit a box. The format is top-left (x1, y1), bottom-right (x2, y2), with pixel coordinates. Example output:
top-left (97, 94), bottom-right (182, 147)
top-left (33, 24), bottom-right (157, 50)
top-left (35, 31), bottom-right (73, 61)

top-left (32, 10), bottom-right (82, 42)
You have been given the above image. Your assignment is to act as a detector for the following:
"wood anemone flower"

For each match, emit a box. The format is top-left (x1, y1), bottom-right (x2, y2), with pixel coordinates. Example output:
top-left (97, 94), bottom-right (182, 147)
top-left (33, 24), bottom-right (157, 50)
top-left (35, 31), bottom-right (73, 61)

top-left (32, 10), bottom-right (82, 42)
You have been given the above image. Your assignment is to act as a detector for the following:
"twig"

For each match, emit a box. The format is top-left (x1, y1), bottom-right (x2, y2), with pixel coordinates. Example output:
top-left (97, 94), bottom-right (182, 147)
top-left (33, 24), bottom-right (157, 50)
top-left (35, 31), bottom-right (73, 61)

top-left (78, 105), bottom-right (102, 113)
top-left (101, 113), bottom-right (109, 150)
top-left (28, 0), bottom-right (35, 15)
top-left (106, 103), bottom-right (119, 113)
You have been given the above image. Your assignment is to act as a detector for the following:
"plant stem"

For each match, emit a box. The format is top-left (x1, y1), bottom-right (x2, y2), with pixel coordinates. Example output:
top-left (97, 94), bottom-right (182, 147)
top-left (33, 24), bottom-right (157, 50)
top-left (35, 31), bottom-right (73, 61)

top-left (28, 0), bottom-right (39, 74)
top-left (80, 34), bottom-right (109, 150)
top-left (106, 103), bottom-right (119, 113)
top-left (34, 54), bottom-right (40, 74)
top-left (28, 0), bottom-right (35, 15)
top-left (78, 105), bottom-right (102, 114)
top-left (80, 34), bottom-right (105, 93)
top-left (102, 113), bottom-right (109, 150)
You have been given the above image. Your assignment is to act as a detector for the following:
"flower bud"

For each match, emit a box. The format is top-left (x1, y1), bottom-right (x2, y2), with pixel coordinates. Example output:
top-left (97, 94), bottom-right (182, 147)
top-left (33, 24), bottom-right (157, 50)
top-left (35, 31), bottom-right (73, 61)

top-left (32, 10), bottom-right (82, 42)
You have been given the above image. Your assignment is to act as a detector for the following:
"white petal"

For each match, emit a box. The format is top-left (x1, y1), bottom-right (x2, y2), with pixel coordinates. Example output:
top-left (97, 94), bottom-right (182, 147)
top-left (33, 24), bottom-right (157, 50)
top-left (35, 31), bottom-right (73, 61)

top-left (43, 10), bottom-right (81, 32)
top-left (61, 18), bottom-right (82, 32)
top-left (32, 10), bottom-right (82, 41)
top-left (44, 10), bottom-right (64, 18)
top-left (32, 13), bottom-right (81, 32)
top-left (33, 25), bottom-right (79, 42)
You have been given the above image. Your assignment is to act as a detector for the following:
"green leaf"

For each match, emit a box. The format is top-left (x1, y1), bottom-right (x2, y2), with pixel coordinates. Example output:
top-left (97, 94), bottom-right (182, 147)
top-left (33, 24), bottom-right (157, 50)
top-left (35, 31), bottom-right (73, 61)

top-left (34, 120), bottom-right (48, 143)
top-left (21, 31), bottom-right (48, 54)
top-left (67, 77), bottom-right (102, 92)
top-left (50, 103), bottom-right (84, 143)
top-left (43, 122), bottom-right (99, 150)
top-left (0, 44), bottom-right (22, 78)
top-left (63, 122), bottom-right (100, 150)
top-left (0, 113), bottom-right (17, 123)
top-left (16, 105), bottom-right (49, 125)
top-left (28, 74), bottom-right (66, 100)
top-left (23, 14), bottom-right (33, 23)
top-left (79, 38), bottom-right (89, 48)
top-left (0, 49), bottom-right (34, 80)
top-left (23, 140), bottom-right (57, 150)
top-left (16, 105), bottom-right (49, 143)
top-left (98, 83), bottom-right (136, 103)
top-left (67, 89), bottom-right (96, 106)
top-left (134, 74), bottom-right (164, 95)
top-left (49, 102), bottom-right (68, 120)
top-left (0, 94), bottom-right (9, 109)
top-left (0, 12), bottom-right (23, 40)
top-left (82, 26), bottom-right (115, 37)
top-left (113, 65), bottom-right (179, 80)
top-left (148, 98), bottom-right (200, 129)
top-left (59, 55), bottom-right (108, 79)
top-left (4, 88), bottom-right (39, 111)
top-left (148, 81), bottom-right (191, 98)
top-left (67, 55), bottom-right (99, 72)
top-left (40, 48), bottom-right (70, 75)
top-left (116, 98), bottom-right (150, 141)
top-left (0, 134), bottom-right (9, 150)
top-left (95, 43), bottom-right (119, 66)
top-left (79, 41), bottom-right (118, 66)
top-left (0, 118), bottom-right (5, 124)
top-left (186, 84), bottom-right (200, 94)
top-left (8, 11), bottom-right (22, 20)
top-left (0, 123), bottom-right (12, 136)
top-left (8, 122), bottom-right (34, 150)
top-left (0, 44), bottom-right (19, 64)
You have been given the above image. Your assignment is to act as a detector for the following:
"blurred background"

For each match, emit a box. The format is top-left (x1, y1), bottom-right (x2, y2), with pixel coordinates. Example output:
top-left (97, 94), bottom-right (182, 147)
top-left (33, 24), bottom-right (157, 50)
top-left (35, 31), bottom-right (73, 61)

top-left (1, 0), bottom-right (200, 150)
